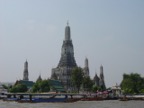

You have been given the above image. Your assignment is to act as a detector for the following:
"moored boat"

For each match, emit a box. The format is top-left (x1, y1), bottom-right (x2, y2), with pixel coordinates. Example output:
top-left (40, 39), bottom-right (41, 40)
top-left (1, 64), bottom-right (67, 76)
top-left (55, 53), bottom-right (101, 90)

top-left (119, 98), bottom-right (129, 101)
top-left (18, 97), bottom-right (67, 103)
top-left (81, 97), bottom-right (103, 101)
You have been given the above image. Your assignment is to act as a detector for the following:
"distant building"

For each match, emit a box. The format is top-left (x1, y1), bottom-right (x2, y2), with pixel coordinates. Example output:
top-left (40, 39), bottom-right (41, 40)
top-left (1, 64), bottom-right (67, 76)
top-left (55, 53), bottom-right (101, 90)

top-left (93, 65), bottom-right (106, 90)
top-left (93, 73), bottom-right (100, 87)
top-left (23, 60), bottom-right (29, 81)
top-left (0, 83), bottom-right (7, 93)
top-left (83, 58), bottom-right (90, 77)
top-left (51, 23), bottom-right (107, 91)
top-left (36, 74), bottom-right (42, 82)
top-left (49, 79), bottom-right (65, 92)
top-left (51, 22), bottom-right (77, 90)
top-left (15, 80), bottom-right (34, 90)
top-left (17, 60), bottom-right (34, 90)
top-left (110, 83), bottom-right (121, 97)
top-left (35, 75), bottom-right (65, 92)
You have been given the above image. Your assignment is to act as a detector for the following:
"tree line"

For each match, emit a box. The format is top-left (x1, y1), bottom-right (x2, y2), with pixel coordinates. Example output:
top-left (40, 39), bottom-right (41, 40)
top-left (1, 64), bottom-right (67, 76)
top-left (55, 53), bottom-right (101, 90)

top-left (3, 67), bottom-right (144, 94)
top-left (3, 67), bottom-right (105, 93)
top-left (121, 73), bottom-right (144, 94)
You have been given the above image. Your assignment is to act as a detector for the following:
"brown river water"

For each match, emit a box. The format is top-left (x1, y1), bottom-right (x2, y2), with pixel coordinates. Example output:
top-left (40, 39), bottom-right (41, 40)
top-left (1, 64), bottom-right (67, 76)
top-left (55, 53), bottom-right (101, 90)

top-left (0, 100), bottom-right (144, 108)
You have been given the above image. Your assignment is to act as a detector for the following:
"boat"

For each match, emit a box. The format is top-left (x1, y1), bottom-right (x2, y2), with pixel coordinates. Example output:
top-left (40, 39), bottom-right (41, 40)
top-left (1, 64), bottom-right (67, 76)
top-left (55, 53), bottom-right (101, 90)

top-left (3, 97), bottom-right (18, 101)
top-left (18, 97), bottom-right (67, 103)
top-left (81, 97), bottom-right (103, 101)
top-left (119, 96), bottom-right (129, 101)
top-left (119, 98), bottom-right (129, 101)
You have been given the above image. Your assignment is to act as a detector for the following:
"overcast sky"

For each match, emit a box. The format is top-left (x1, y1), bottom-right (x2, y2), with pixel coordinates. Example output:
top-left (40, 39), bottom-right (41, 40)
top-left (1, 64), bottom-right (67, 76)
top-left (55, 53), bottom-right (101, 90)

top-left (0, 0), bottom-right (144, 87)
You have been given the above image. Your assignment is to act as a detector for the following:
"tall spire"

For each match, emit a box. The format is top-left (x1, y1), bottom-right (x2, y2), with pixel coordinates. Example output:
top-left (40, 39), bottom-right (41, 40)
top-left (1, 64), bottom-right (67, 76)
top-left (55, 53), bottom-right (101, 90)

top-left (23, 60), bottom-right (29, 81)
top-left (65, 22), bottom-right (71, 40)
top-left (83, 57), bottom-right (89, 77)
top-left (85, 57), bottom-right (88, 68)
top-left (67, 20), bottom-right (69, 26)
top-left (100, 65), bottom-right (104, 79)
top-left (99, 65), bottom-right (106, 89)
top-left (58, 23), bottom-right (77, 68)
top-left (24, 60), bottom-right (28, 69)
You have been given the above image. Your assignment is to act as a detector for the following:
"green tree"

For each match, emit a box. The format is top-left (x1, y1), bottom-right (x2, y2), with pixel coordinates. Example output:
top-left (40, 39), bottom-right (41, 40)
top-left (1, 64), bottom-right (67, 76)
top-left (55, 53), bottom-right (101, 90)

top-left (32, 80), bottom-right (50, 92)
top-left (71, 67), bottom-right (84, 93)
top-left (121, 73), bottom-right (144, 94)
top-left (39, 80), bottom-right (50, 92)
top-left (83, 76), bottom-right (94, 92)
top-left (9, 84), bottom-right (28, 93)
top-left (92, 85), bottom-right (102, 92)
top-left (2, 84), bottom-right (9, 89)
top-left (32, 81), bottom-right (40, 92)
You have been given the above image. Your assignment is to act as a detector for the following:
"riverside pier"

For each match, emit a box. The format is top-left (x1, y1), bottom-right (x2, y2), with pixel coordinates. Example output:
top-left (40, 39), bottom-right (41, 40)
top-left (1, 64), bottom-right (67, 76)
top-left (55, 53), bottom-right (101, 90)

top-left (2, 93), bottom-right (87, 102)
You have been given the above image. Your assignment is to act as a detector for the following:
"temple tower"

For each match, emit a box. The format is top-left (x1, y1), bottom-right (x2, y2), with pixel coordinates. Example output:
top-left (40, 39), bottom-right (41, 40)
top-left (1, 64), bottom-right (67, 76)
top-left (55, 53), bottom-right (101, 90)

top-left (37, 74), bottom-right (42, 82)
top-left (93, 65), bottom-right (106, 90)
top-left (93, 73), bottom-right (100, 86)
top-left (57, 22), bottom-right (77, 68)
top-left (51, 23), bottom-right (77, 90)
top-left (23, 60), bottom-right (29, 81)
top-left (99, 65), bottom-right (106, 89)
top-left (100, 65), bottom-right (104, 80)
top-left (83, 58), bottom-right (89, 77)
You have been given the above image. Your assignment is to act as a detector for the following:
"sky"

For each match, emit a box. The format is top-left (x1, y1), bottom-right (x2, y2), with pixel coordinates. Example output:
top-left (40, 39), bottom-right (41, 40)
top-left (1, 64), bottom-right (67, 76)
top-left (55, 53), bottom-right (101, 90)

top-left (0, 0), bottom-right (144, 87)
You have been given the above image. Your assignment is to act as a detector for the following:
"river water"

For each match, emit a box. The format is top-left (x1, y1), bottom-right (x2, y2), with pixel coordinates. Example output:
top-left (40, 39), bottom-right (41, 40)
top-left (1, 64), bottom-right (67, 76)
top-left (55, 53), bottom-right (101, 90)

top-left (0, 100), bottom-right (144, 108)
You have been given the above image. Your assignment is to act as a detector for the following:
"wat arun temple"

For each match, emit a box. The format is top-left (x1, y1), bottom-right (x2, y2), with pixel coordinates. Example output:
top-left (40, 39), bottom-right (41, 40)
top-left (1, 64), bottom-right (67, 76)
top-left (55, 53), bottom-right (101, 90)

top-left (51, 23), bottom-right (106, 91)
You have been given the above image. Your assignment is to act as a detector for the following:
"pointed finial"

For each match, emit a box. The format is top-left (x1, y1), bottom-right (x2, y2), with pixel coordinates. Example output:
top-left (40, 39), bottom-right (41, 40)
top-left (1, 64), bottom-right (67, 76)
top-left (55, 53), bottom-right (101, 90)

top-left (25, 59), bottom-right (28, 64)
top-left (67, 20), bottom-right (69, 26)
top-left (95, 69), bottom-right (97, 75)
top-left (39, 72), bottom-right (41, 76)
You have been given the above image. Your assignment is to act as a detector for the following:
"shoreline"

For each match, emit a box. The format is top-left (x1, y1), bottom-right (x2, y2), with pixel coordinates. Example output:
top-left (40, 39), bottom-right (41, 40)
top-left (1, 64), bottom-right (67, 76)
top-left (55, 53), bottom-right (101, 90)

top-left (1, 93), bottom-right (144, 103)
